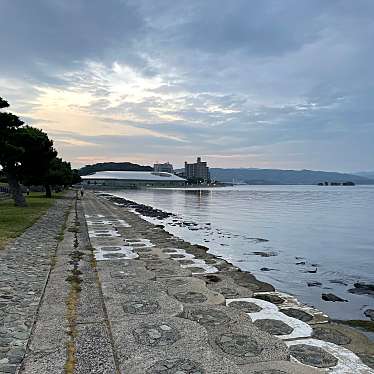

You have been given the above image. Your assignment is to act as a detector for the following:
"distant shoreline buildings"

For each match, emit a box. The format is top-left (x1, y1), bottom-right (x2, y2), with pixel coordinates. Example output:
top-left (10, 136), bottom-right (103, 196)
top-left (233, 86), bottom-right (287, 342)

top-left (153, 162), bottom-right (173, 174)
top-left (184, 157), bottom-right (210, 182)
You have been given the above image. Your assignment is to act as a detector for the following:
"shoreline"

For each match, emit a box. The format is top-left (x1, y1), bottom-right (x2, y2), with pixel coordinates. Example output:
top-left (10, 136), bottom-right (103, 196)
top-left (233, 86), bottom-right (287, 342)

top-left (89, 191), bottom-right (374, 371)
top-left (100, 192), bottom-right (374, 336)
top-left (4, 191), bottom-right (373, 372)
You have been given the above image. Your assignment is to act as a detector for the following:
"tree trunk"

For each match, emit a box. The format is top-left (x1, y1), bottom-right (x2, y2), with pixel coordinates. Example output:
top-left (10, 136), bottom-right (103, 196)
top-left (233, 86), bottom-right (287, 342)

top-left (6, 172), bottom-right (27, 207)
top-left (45, 184), bottom-right (52, 198)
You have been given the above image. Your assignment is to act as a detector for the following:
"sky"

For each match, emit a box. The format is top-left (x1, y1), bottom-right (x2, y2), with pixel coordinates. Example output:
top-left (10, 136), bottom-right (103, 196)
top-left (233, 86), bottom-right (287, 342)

top-left (1, 0), bottom-right (373, 172)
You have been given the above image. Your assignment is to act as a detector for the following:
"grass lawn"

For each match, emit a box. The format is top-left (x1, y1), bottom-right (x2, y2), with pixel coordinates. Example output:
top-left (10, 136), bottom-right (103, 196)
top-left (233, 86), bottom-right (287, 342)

top-left (0, 192), bottom-right (59, 249)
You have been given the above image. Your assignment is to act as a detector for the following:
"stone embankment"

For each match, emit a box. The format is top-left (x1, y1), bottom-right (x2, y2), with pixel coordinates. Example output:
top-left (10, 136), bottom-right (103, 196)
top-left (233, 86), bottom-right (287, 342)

top-left (0, 194), bottom-right (72, 373)
top-left (1, 191), bottom-right (374, 373)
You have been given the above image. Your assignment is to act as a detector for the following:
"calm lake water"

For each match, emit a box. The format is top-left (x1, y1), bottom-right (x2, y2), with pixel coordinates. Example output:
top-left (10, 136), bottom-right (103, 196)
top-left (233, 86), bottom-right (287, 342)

top-left (109, 185), bottom-right (374, 321)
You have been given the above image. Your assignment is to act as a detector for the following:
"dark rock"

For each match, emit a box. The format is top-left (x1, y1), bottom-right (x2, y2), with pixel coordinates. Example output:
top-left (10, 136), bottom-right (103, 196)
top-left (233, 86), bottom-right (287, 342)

top-left (289, 344), bottom-right (338, 368)
top-left (182, 307), bottom-right (230, 327)
top-left (312, 326), bottom-right (351, 345)
top-left (296, 261), bottom-right (306, 265)
top-left (329, 279), bottom-right (348, 286)
top-left (252, 251), bottom-right (277, 257)
top-left (348, 282), bottom-right (374, 297)
top-left (280, 308), bottom-right (313, 322)
top-left (364, 309), bottom-right (374, 321)
top-left (228, 300), bottom-right (262, 313)
top-left (216, 333), bottom-right (263, 357)
top-left (173, 291), bottom-right (207, 304)
top-left (254, 319), bottom-right (294, 335)
top-left (146, 359), bottom-right (204, 374)
top-left (260, 267), bottom-right (275, 272)
top-left (255, 294), bottom-right (284, 305)
top-left (307, 282), bottom-right (322, 287)
top-left (304, 268), bottom-right (318, 273)
top-left (322, 293), bottom-right (347, 302)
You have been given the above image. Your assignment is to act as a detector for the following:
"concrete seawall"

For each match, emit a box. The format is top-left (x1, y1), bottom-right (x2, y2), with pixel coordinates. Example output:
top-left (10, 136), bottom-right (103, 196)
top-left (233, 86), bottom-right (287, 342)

top-left (2, 191), bottom-right (373, 373)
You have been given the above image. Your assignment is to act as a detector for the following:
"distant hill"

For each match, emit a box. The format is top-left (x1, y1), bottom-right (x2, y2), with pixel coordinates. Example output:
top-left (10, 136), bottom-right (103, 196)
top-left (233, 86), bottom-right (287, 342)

top-left (210, 168), bottom-right (374, 185)
top-left (78, 162), bottom-right (153, 176)
top-left (354, 171), bottom-right (374, 179)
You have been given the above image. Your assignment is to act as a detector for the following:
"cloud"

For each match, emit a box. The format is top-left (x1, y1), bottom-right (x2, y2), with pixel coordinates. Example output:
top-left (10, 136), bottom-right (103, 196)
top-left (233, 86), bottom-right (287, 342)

top-left (1, 0), bottom-right (374, 171)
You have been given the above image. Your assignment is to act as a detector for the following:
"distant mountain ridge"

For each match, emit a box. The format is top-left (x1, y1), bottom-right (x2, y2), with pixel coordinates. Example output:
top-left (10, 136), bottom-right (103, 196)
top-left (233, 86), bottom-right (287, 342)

top-left (354, 171), bottom-right (374, 179)
top-left (78, 162), bottom-right (153, 176)
top-left (78, 162), bottom-right (374, 185)
top-left (210, 168), bottom-right (374, 185)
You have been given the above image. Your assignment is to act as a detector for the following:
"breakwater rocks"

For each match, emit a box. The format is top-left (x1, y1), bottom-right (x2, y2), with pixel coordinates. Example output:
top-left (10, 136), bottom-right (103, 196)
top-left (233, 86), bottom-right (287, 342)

top-left (101, 194), bottom-right (174, 220)
top-left (82, 192), bottom-right (374, 373)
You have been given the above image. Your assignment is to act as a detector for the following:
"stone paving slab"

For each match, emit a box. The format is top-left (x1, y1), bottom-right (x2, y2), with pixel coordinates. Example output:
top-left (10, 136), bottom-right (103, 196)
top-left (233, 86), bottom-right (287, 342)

top-left (180, 304), bottom-right (252, 329)
top-left (207, 320), bottom-right (289, 365)
top-left (165, 276), bottom-right (225, 306)
top-left (218, 270), bottom-right (274, 293)
top-left (120, 347), bottom-right (244, 374)
top-left (111, 315), bottom-right (209, 364)
top-left (311, 322), bottom-right (374, 358)
top-left (105, 291), bottom-right (184, 322)
top-left (101, 278), bottom-right (166, 299)
top-left (197, 273), bottom-right (254, 299)
top-left (240, 360), bottom-right (321, 373)
top-left (287, 338), bottom-right (374, 373)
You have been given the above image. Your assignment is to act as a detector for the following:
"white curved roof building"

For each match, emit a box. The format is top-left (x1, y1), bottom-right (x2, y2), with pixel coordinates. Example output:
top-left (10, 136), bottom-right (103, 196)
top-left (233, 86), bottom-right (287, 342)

top-left (82, 171), bottom-right (185, 188)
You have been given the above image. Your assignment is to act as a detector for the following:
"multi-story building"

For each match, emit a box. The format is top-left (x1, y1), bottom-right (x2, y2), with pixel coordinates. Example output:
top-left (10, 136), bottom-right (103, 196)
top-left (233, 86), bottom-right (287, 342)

top-left (184, 157), bottom-right (210, 182)
top-left (153, 162), bottom-right (173, 174)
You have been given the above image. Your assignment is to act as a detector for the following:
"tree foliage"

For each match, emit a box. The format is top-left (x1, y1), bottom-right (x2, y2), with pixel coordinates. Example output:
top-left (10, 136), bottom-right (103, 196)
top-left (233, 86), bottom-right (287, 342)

top-left (0, 96), bottom-right (76, 204)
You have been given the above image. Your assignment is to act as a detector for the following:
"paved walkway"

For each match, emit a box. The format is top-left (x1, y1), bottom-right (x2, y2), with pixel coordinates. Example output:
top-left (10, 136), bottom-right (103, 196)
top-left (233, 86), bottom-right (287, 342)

top-left (1, 192), bottom-right (373, 373)
top-left (0, 194), bottom-right (72, 374)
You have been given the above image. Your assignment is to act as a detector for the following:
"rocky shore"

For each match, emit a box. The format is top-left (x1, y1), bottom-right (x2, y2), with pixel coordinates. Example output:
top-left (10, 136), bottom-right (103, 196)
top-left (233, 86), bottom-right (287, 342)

top-left (84, 192), bottom-right (374, 373)
top-left (1, 191), bottom-right (373, 373)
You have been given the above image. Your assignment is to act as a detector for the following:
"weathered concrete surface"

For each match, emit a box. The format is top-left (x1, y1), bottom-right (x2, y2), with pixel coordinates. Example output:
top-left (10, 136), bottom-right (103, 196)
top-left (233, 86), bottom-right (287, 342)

top-left (0, 195), bottom-right (72, 374)
top-left (3, 190), bottom-right (374, 373)
top-left (83, 191), bottom-right (374, 374)
top-left (19, 194), bottom-right (117, 374)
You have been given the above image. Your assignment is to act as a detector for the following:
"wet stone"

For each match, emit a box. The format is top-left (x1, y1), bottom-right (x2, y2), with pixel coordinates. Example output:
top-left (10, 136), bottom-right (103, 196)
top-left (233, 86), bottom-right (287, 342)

top-left (254, 319), bottom-right (294, 336)
top-left (312, 326), bottom-right (352, 345)
top-left (184, 308), bottom-right (230, 327)
top-left (173, 292), bottom-right (207, 304)
top-left (289, 344), bottom-right (338, 368)
top-left (133, 323), bottom-right (180, 347)
top-left (146, 358), bottom-right (205, 374)
top-left (254, 294), bottom-right (284, 305)
top-left (216, 333), bottom-right (262, 357)
top-left (123, 300), bottom-right (160, 315)
top-left (228, 301), bottom-right (262, 313)
top-left (280, 308), bottom-right (313, 322)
